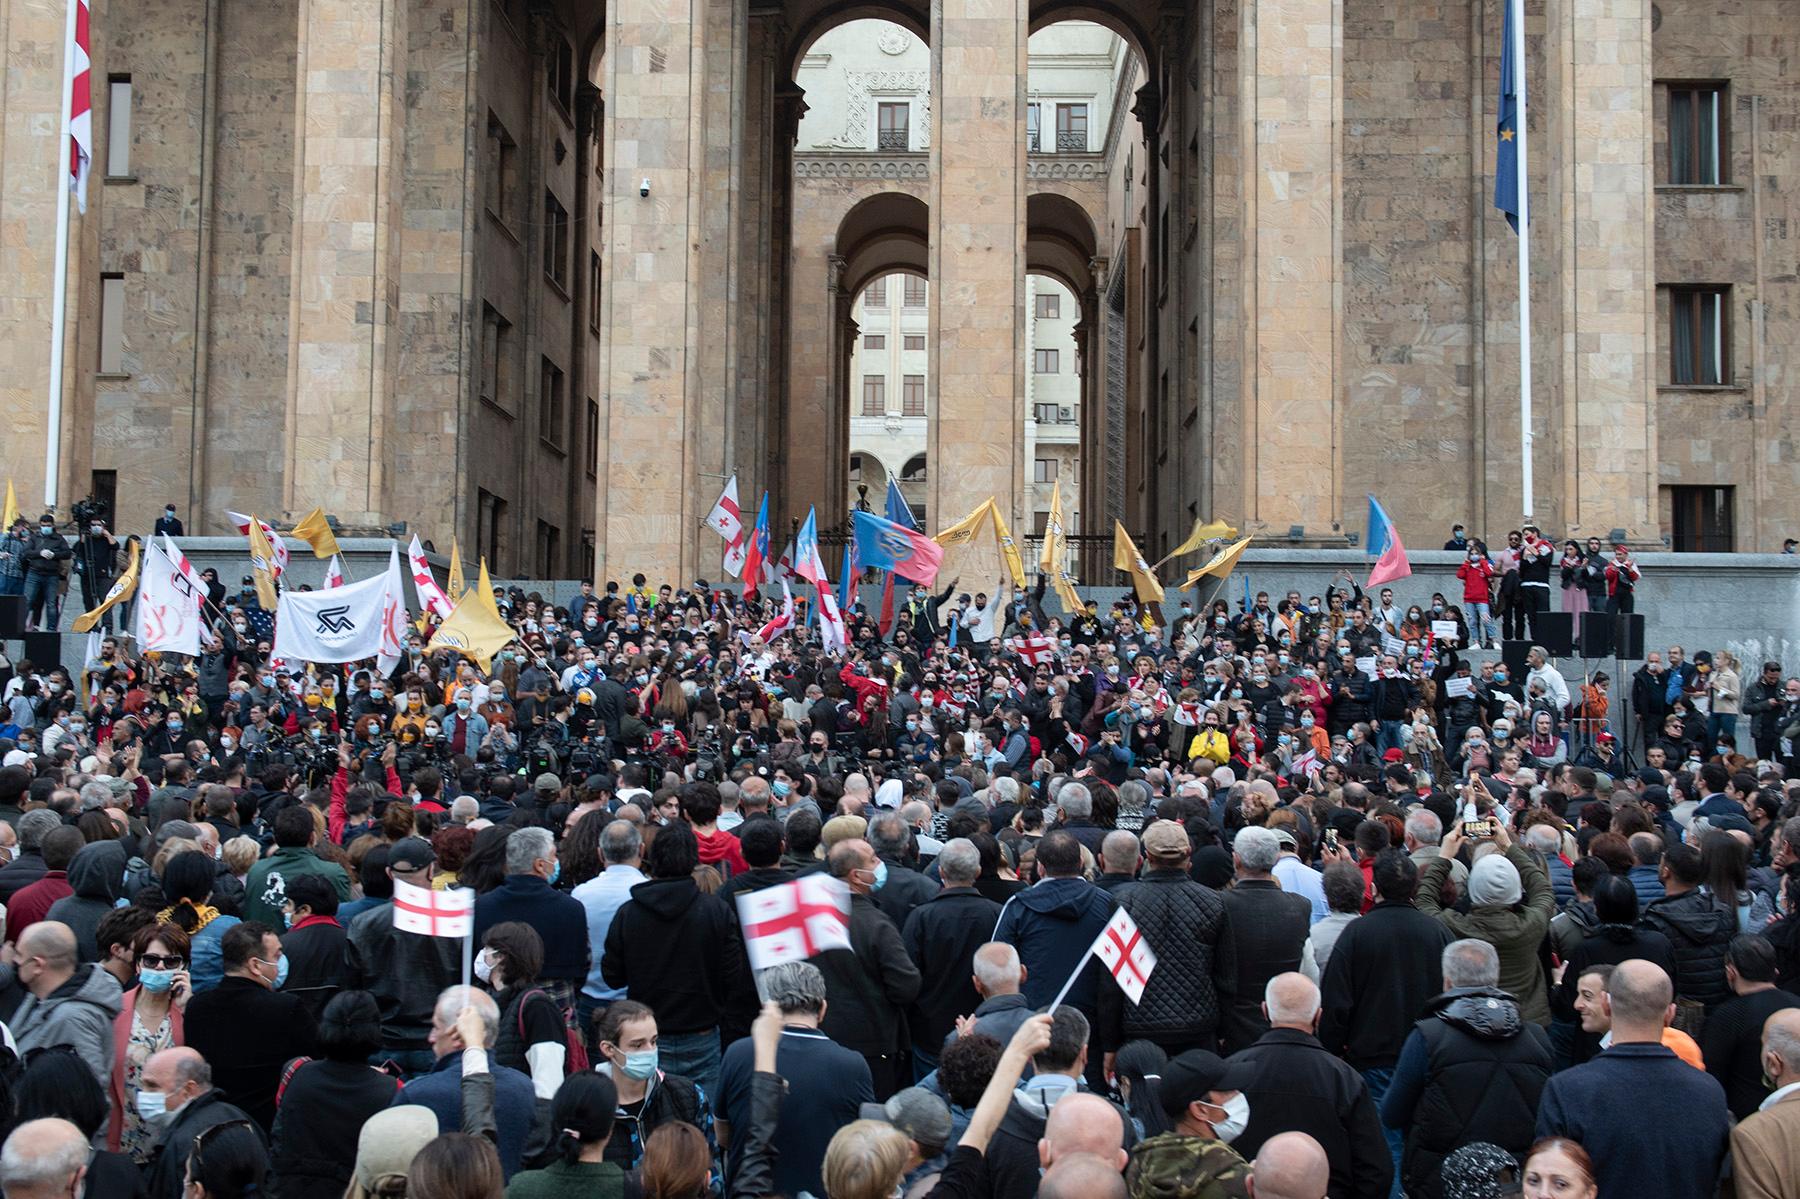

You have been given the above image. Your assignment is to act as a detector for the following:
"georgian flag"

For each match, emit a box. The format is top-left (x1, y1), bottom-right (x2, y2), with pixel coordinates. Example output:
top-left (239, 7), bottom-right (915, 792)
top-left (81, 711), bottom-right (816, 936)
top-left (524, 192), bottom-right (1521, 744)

top-left (323, 555), bottom-right (345, 589)
top-left (225, 510), bottom-right (289, 576)
top-left (1091, 907), bottom-right (1158, 1005)
top-left (736, 875), bottom-right (851, 971)
top-left (1004, 632), bottom-right (1056, 668)
top-left (67, 0), bottom-right (92, 211)
top-left (706, 475), bottom-right (743, 542)
top-left (393, 877), bottom-right (474, 938)
top-left (407, 535), bottom-right (454, 622)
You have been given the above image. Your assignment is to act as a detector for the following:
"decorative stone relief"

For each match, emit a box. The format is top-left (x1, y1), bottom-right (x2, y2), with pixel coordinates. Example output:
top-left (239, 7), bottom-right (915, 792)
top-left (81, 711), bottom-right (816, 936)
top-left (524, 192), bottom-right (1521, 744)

top-left (816, 70), bottom-right (930, 149)
top-left (877, 27), bottom-right (909, 55)
top-left (795, 155), bottom-right (931, 181)
top-left (1027, 156), bottom-right (1105, 181)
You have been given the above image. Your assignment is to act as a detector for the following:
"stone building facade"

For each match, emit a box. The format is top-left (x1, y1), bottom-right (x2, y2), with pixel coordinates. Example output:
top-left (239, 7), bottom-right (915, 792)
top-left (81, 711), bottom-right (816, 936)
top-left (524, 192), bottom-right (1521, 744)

top-left (0, 0), bottom-right (1793, 584)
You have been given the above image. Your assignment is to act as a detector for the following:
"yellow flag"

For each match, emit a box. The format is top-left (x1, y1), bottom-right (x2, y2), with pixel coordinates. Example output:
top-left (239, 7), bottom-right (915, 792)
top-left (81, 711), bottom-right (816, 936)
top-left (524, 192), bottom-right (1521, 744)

top-left (72, 538), bottom-right (141, 633)
top-left (447, 536), bottom-right (466, 601)
top-left (289, 507), bottom-right (339, 559)
top-left (989, 504), bottom-right (1027, 590)
top-left (1157, 516), bottom-right (1239, 566)
top-left (246, 515), bottom-right (280, 610)
top-left (428, 558), bottom-right (515, 670)
top-left (1038, 481), bottom-right (1065, 574)
top-left (1112, 521), bottom-right (1165, 604)
top-left (1, 481), bottom-right (18, 531)
top-left (933, 498), bottom-right (995, 548)
top-left (1180, 535), bottom-right (1255, 588)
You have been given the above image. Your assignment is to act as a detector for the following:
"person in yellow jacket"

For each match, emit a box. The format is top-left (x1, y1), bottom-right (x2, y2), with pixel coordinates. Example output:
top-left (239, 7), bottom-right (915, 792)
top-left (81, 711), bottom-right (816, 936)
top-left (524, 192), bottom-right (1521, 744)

top-left (1187, 712), bottom-right (1231, 766)
top-left (390, 687), bottom-right (431, 737)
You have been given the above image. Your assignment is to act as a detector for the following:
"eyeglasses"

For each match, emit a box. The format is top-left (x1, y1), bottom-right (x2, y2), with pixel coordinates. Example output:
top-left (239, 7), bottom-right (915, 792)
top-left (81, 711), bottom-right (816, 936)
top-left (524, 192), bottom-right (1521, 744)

top-left (138, 954), bottom-right (186, 970)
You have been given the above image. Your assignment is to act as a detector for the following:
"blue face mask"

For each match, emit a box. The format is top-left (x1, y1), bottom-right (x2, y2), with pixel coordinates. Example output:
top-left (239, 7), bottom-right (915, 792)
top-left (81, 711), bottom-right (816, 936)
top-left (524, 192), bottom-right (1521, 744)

top-left (772, 780), bottom-right (791, 799)
top-left (869, 860), bottom-right (889, 892)
top-left (138, 968), bottom-right (176, 993)
top-left (622, 1049), bottom-right (659, 1080)
top-left (259, 955), bottom-right (288, 989)
top-left (548, 860), bottom-right (561, 886)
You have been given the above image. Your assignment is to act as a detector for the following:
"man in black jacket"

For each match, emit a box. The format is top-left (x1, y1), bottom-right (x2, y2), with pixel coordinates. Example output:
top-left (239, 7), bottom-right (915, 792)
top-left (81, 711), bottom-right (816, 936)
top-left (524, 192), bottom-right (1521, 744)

top-left (279, 873), bottom-right (350, 1019)
top-left (20, 513), bottom-right (71, 631)
top-left (345, 839), bottom-right (461, 1074)
top-left (184, 921), bottom-right (319, 1132)
top-left (1641, 841), bottom-right (1736, 1011)
top-left (1744, 660), bottom-right (1788, 761)
top-left (868, 810), bottom-right (938, 928)
top-left (141, 1047), bottom-right (263, 1199)
top-left (1219, 826), bottom-right (1310, 1053)
top-left (814, 838), bottom-right (922, 1099)
top-left (1228, 972), bottom-right (1392, 1199)
top-left (1319, 849), bottom-right (1454, 1184)
top-left (900, 838), bottom-right (1000, 1073)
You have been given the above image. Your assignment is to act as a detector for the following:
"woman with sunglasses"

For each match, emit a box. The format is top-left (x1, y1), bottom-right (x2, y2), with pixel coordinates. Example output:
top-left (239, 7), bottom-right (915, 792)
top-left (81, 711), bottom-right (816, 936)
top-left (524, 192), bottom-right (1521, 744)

top-left (184, 1119), bottom-right (270, 1199)
top-left (108, 922), bottom-right (191, 1161)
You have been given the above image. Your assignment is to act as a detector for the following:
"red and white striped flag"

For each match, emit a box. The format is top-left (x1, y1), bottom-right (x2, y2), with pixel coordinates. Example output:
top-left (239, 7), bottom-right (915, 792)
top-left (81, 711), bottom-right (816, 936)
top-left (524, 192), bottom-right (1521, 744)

top-left (1091, 906), bottom-right (1158, 1004)
top-left (225, 510), bottom-right (289, 576)
top-left (67, 0), bottom-right (91, 212)
top-left (393, 877), bottom-right (474, 938)
top-left (323, 555), bottom-right (345, 589)
top-left (407, 535), bottom-right (454, 622)
top-left (751, 581), bottom-right (795, 643)
top-left (735, 875), bottom-right (851, 971)
top-left (1004, 632), bottom-right (1056, 668)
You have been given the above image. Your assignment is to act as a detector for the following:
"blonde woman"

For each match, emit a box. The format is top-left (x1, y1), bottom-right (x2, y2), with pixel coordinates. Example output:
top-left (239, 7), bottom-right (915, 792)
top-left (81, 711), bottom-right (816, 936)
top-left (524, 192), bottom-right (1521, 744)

top-left (1709, 649), bottom-right (1742, 745)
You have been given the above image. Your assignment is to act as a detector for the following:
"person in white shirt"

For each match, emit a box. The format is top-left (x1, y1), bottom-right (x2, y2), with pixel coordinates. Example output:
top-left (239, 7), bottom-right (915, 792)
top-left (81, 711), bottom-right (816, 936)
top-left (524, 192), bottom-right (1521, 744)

top-left (570, 820), bottom-right (648, 1020)
top-left (960, 581), bottom-right (1012, 649)
top-left (1526, 646), bottom-right (1571, 714)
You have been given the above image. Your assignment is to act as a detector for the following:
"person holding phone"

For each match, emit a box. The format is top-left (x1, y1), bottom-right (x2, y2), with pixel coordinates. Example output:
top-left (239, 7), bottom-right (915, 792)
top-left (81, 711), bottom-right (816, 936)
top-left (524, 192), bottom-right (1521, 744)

top-left (109, 922), bottom-right (194, 1160)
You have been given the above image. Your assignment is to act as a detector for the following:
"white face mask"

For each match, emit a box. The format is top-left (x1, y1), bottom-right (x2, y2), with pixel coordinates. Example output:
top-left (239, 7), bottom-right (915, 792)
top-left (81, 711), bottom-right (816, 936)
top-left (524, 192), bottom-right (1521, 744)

top-left (1203, 1092), bottom-right (1251, 1144)
top-left (473, 950), bottom-right (495, 984)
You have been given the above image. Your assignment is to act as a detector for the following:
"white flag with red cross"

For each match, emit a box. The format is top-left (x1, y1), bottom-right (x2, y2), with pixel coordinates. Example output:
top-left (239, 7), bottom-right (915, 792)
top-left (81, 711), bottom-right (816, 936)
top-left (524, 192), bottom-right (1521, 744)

top-left (1004, 632), bottom-right (1056, 668)
top-left (706, 475), bottom-right (743, 543)
top-left (392, 877), bottom-right (474, 938)
top-left (407, 535), bottom-right (454, 622)
top-left (225, 510), bottom-right (289, 577)
top-left (736, 874), bottom-right (851, 971)
top-left (1091, 906), bottom-right (1158, 1005)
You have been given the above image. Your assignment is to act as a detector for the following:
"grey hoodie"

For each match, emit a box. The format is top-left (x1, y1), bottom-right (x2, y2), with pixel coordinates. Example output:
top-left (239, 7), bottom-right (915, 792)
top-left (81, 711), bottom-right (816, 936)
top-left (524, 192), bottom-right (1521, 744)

top-left (46, 840), bottom-right (129, 963)
top-left (12, 961), bottom-right (124, 1088)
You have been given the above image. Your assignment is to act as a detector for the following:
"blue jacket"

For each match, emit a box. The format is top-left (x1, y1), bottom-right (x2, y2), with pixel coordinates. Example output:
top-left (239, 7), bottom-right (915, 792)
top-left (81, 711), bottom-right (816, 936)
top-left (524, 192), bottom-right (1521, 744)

top-left (393, 1055), bottom-right (539, 1178)
top-left (992, 877), bottom-right (1115, 1014)
top-left (473, 874), bottom-right (590, 984)
top-left (1627, 864), bottom-right (1665, 908)
top-left (1536, 1043), bottom-right (1729, 1199)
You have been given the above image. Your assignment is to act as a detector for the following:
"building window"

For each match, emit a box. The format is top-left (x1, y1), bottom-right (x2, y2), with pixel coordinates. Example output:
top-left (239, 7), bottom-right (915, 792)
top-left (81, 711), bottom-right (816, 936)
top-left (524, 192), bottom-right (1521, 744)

top-left (539, 357), bottom-right (566, 447)
top-left (864, 278), bottom-right (887, 308)
top-left (588, 251), bottom-right (601, 333)
top-left (549, 37), bottom-right (575, 113)
top-left (105, 77), bottom-right (131, 177)
top-left (90, 470), bottom-right (117, 519)
top-left (580, 530), bottom-right (595, 581)
top-left (480, 304), bottom-right (514, 411)
top-left (902, 374), bottom-right (925, 416)
top-left (903, 276), bottom-right (926, 306)
top-left (476, 489), bottom-right (508, 573)
top-left (1034, 402), bottom-right (1060, 424)
top-left (901, 454), bottom-right (927, 482)
top-left (877, 102), bottom-right (909, 150)
top-left (98, 274), bottom-right (125, 373)
top-left (484, 114), bottom-right (518, 228)
top-left (903, 334), bottom-right (925, 352)
top-left (849, 453), bottom-right (866, 482)
top-left (1034, 292), bottom-right (1060, 319)
top-left (1034, 348), bottom-right (1059, 374)
top-left (535, 520), bottom-right (561, 577)
top-left (1667, 485), bottom-right (1734, 552)
top-left (1034, 457), bottom-right (1059, 483)
top-left (543, 191), bottom-right (569, 288)
top-left (585, 397), bottom-right (599, 478)
top-left (1667, 83), bottom-right (1725, 185)
top-left (864, 334), bottom-right (886, 351)
top-left (1669, 286), bottom-right (1728, 385)
top-left (1056, 104), bottom-right (1089, 152)
top-left (862, 374), bottom-right (885, 416)
top-left (1026, 103), bottom-right (1040, 152)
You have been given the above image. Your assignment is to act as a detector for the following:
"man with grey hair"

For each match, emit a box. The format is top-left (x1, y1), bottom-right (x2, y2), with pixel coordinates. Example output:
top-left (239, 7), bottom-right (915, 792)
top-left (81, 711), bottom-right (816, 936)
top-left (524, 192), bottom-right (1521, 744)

top-left (715, 959), bottom-right (872, 1198)
top-left (0, 809), bottom-right (63, 903)
top-left (867, 809), bottom-right (937, 927)
top-left (139, 1046), bottom-right (259, 1199)
top-left (1404, 807), bottom-right (1469, 888)
top-left (448, 794), bottom-right (479, 826)
top-left (1054, 781), bottom-right (1106, 853)
top-left (473, 825), bottom-right (588, 1007)
top-left (901, 838), bottom-right (1002, 1073)
top-left (572, 819), bottom-right (645, 1032)
top-left (1221, 827), bottom-right (1312, 1053)
top-left (1729, 1008), bottom-right (1800, 1196)
top-left (1378, 939), bottom-right (1552, 1196)
top-left (1227, 972), bottom-right (1392, 1198)
top-left (1116, 779), bottom-right (1151, 833)
top-left (76, 780), bottom-right (112, 812)
top-left (395, 986), bottom-right (539, 1176)
top-left (0, 1117), bottom-right (88, 1199)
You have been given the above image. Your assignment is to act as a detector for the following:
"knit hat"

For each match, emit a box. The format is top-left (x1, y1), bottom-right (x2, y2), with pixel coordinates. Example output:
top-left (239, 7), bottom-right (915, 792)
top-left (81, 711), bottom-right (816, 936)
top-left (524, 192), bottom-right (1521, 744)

top-left (1438, 1142), bottom-right (1522, 1199)
top-left (1467, 852), bottom-right (1522, 906)
top-left (353, 1106), bottom-right (439, 1192)
top-left (820, 814), bottom-right (868, 851)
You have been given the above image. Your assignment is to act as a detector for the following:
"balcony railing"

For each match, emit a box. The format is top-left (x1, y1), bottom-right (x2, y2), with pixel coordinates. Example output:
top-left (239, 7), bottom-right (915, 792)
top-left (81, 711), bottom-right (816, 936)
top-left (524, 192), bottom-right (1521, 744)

top-left (1055, 131), bottom-right (1086, 152)
top-left (877, 130), bottom-right (908, 151)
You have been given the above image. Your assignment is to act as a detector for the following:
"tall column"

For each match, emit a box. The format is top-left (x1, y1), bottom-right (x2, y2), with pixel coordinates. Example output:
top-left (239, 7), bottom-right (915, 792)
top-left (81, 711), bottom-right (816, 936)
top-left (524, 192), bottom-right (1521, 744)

top-left (735, 8), bottom-right (786, 507)
top-left (283, 0), bottom-right (408, 524)
top-left (929, 0), bottom-right (1026, 575)
top-left (1237, 0), bottom-right (1342, 533)
top-left (1546, 0), bottom-right (1657, 539)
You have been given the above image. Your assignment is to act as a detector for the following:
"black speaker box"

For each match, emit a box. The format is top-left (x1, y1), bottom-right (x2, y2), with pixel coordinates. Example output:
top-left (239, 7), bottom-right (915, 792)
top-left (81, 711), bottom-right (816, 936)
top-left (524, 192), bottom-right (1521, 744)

top-left (1579, 611), bottom-right (1615, 658)
top-left (1501, 639), bottom-right (1532, 676)
top-left (21, 632), bottom-right (62, 668)
top-left (0, 595), bottom-right (22, 638)
top-left (1535, 611), bottom-right (1575, 657)
top-left (1614, 613), bottom-right (1646, 661)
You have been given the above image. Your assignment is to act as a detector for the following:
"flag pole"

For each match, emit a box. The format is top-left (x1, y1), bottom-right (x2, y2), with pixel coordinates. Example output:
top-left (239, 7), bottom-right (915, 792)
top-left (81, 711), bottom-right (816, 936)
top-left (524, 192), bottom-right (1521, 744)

top-left (44, 0), bottom-right (79, 511)
top-left (1513, 0), bottom-right (1533, 521)
top-left (461, 921), bottom-right (472, 991)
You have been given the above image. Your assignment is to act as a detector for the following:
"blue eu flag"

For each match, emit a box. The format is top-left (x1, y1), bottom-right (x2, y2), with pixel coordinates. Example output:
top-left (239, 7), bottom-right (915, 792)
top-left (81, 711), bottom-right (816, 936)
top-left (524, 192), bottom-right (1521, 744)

top-left (1494, 0), bottom-right (1523, 231)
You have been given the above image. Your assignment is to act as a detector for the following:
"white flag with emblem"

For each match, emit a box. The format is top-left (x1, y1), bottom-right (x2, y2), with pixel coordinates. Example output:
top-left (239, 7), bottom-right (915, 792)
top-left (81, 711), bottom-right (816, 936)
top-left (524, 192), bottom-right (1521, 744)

top-left (1091, 907), bottom-right (1158, 1005)
top-left (273, 557), bottom-right (405, 666)
top-left (134, 540), bottom-right (203, 656)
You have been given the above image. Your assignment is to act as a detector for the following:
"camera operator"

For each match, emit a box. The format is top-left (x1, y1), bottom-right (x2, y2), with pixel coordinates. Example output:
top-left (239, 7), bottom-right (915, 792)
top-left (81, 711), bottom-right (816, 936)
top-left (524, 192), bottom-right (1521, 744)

top-left (73, 512), bottom-right (119, 631)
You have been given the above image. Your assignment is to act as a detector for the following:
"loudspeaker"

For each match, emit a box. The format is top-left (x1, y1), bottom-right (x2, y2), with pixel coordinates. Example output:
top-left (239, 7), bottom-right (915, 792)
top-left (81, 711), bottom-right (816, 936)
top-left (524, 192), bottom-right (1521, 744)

top-left (1580, 611), bottom-right (1615, 659)
top-left (0, 595), bottom-right (22, 638)
top-left (1614, 612), bottom-right (1646, 661)
top-left (22, 632), bottom-right (61, 668)
top-left (1535, 611), bottom-right (1576, 657)
top-left (1501, 639), bottom-right (1532, 676)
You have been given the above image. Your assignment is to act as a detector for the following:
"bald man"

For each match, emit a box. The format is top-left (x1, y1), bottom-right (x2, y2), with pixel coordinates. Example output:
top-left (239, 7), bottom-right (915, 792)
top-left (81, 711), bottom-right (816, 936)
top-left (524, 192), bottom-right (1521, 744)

top-left (140, 1047), bottom-right (260, 1199)
top-left (10, 920), bottom-right (121, 1088)
top-left (0, 1117), bottom-right (88, 1199)
top-left (1039, 1093), bottom-right (1128, 1173)
top-left (1227, 973), bottom-right (1391, 1199)
top-left (1040, 1150), bottom-right (1127, 1199)
top-left (1249, 1132), bottom-right (1330, 1199)
top-left (1729, 1008), bottom-right (1800, 1197)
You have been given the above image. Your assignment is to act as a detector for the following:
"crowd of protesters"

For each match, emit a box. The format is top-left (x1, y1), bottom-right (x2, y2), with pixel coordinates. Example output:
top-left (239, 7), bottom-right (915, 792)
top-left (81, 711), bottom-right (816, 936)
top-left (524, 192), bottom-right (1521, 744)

top-left (0, 527), bottom-right (1796, 1199)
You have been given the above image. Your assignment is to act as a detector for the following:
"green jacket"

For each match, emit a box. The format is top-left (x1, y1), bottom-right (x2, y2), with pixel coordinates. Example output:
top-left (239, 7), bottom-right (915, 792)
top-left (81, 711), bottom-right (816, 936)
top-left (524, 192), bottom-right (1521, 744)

top-left (1127, 1132), bottom-right (1252, 1198)
top-left (506, 1158), bottom-right (628, 1199)
top-left (1416, 844), bottom-right (1556, 1025)
top-left (243, 846), bottom-right (352, 927)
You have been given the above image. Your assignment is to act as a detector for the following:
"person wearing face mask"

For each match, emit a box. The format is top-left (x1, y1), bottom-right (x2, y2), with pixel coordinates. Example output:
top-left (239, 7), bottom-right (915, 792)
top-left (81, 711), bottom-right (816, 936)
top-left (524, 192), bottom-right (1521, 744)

top-left (107, 922), bottom-right (193, 1158)
top-left (276, 874), bottom-right (350, 1021)
top-left (810, 838), bottom-right (922, 1101)
top-left (20, 512), bottom-right (72, 632)
top-left (439, 689), bottom-right (488, 757)
top-left (137, 1046), bottom-right (260, 1199)
top-left (472, 827), bottom-right (590, 1010)
top-left (1126, 1047), bottom-right (1256, 1195)
top-left (475, 921), bottom-right (571, 1109)
top-left (183, 921), bottom-right (317, 1133)
top-left (592, 999), bottom-right (716, 1174)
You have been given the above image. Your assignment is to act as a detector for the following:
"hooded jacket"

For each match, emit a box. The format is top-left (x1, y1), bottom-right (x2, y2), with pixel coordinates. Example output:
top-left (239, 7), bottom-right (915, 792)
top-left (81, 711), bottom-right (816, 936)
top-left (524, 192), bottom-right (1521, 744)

top-left (1416, 845), bottom-right (1556, 1025)
top-left (600, 877), bottom-right (745, 1035)
top-left (993, 876), bottom-right (1116, 1014)
top-left (12, 960), bottom-right (125, 1088)
top-left (1641, 887), bottom-right (1736, 1008)
top-left (986, 1076), bottom-right (1135, 1199)
top-left (45, 840), bottom-right (129, 962)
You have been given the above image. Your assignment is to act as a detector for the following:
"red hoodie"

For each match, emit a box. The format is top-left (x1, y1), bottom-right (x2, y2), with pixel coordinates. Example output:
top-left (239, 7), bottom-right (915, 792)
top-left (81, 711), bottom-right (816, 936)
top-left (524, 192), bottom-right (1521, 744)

top-left (695, 827), bottom-right (748, 877)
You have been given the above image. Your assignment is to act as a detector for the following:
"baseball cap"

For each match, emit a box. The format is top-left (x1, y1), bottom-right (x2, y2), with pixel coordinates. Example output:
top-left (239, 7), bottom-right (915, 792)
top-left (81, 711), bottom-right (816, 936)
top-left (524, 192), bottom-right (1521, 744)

top-left (1271, 827), bottom-right (1298, 851)
top-left (1141, 820), bottom-right (1190, 860)
top-left (584, 773), bottom-right (616, 793)
top-left (1382, 748), bottom-right (1406, 763)
top-left (859, 1087), bottom-right (951, 1154)
top-left (388, 837), bottom-right (436, 872)
top-left (534, 772), bottom-right (562, 792)
top-left (1158, 1049), bottom-right (1255, 1116)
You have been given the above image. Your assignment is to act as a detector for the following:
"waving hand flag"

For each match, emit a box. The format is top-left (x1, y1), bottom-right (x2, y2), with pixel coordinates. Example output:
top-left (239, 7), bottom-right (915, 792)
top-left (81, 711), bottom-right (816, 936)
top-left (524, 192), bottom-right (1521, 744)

top-left (736, 876), bottom-right (852, 971)
top-left (407, 536), bottom-right (454, 622)
top-left (794, 508), bottom-right (827, 586)
top-left (739, 492), bottom-right (770, 589)
top-left (1365, 495), bottom-right (1412, 587)
top-left (853, 509), bottom-right (944, 587)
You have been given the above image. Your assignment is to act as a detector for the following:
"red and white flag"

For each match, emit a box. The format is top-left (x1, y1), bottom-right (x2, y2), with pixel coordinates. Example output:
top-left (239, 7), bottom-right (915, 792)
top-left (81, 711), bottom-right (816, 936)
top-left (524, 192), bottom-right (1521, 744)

top-left (159, 534), bottom-right (208, 600)
top-left (1091, 907), bottom-right (1158, 1005)
top-left (1004, 632), bottom-right (1056, 668)
top-left (407, 535), bottom-right (454, 622)
top-left (392, 877), bottom-right (474, 938)
top-left (705, 475), bottom-right (743, 543)
top-left (750, 581), bottom-right (795, 644)
top-left (735, 874), bottom-right (851, 971)
top-left (225, 510), bottom-right (289, 577)
top-left (816, 583), bottom-right (848, 654)
top-left (323, 555), bottom-right (345, 589)
top-left (67, 0), bottom-right (91, 212)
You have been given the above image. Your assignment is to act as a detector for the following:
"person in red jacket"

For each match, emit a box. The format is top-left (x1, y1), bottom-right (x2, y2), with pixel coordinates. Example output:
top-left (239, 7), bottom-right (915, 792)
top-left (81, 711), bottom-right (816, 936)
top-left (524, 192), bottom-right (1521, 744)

top-left (683, 782), bottom-right (748, 880)
top-left (1456, 548), bottom-right (1499, 648)
top-left (1604, 544), bottom-right (1641, 614)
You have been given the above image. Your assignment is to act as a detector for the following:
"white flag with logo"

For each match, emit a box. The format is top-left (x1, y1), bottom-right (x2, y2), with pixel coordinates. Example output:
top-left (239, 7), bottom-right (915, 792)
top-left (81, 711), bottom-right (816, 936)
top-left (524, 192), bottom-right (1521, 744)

top-left (273, 552), bottom-right (407, 668)
top-left (1091, 906), bottom-right (1158, 1005)
top-left (134, 540), bottom-right (203, 656)
top-left (392, 877), bottom-right (474, 938)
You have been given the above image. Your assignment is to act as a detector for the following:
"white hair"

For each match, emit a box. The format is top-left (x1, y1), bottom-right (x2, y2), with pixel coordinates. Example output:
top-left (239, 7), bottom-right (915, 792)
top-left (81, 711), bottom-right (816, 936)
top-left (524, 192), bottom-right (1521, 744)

top-left (0, 1119), bottom-right (88, 1192)
top-left (1234, 826), bottom-right (1281, 873)
top-left (1058, 783), bottom-right (1092, 820)
top-left (938, 839), bottom-right (981, 885)
top-left (505, 826), bottom-right (556, 874)
top-left (433, 986), bottom-right (499, 1044)
top-left (1443, 939), bottom-right (1501, 988)
top-left (972, 942), bottom-right (1022, 991)
top-left (992, 776), bottom-right (1021, 805)
top-left (1264, 974), bottom-right (1321, 1025)
top-left (1404, 809), bottom-right (1443, 846)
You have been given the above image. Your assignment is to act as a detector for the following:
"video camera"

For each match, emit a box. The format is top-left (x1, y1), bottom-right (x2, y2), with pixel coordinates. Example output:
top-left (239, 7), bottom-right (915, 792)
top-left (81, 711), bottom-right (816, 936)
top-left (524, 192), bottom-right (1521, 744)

top-left (71, 495), bottom-right (109, 527)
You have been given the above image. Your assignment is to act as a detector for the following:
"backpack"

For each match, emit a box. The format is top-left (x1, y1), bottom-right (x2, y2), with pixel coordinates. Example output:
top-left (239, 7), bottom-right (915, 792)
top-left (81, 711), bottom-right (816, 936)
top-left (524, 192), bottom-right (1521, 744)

top-left (519, 988), bottom-right (590, 1074)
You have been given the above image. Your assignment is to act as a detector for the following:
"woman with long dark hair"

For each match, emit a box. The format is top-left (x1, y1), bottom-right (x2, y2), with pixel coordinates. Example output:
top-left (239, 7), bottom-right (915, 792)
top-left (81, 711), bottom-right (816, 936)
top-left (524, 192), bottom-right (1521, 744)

top-left (505, 1073), bottom-right (628, 1197)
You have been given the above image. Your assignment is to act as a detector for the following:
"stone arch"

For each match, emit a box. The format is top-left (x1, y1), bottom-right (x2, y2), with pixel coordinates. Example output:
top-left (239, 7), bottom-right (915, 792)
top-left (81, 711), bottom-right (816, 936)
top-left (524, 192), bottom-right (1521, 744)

top-left (1026, 191), bottom-right (1098, 299)
top-left (1026, 2), bottom-right (1156, 81)
top-left (785, 1), bottom-right (931, 81)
